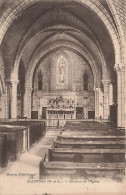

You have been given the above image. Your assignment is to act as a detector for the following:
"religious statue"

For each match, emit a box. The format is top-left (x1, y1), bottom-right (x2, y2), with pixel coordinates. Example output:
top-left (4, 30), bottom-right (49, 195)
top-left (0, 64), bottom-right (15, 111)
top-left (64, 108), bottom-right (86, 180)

top-left (56, 55), bottom-right (68, 89)
top-left (59, 57), bottom-right (66, 83)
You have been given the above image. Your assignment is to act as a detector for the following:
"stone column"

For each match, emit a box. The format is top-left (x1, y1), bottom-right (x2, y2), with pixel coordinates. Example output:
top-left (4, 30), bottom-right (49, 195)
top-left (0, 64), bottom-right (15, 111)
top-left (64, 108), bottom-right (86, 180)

top-left (103, 80), bottom-right (110, 120)
top-left (4, 82), bottom-right (9, 118)
top-left (83, 97), bottom-right (88, 119)
top-left (11, 80), bottom-right (18, 119)
top-left (117, 69), bottom-right (122, 126)
top-left (109, 83), bottom-right (113, 105)
top-left (38, 98), bottom-right (41, 119)
top-left (121, 66), bottom-right (125, 127)
top-left (115, 64), bottom-right (125, 127)
top-left (99, 88), bottom-right (104, 118)
top-left (23, 87), bottom-right (33, 118)
top-left (95, 88), bottom-right (99, 118)
top-left (95, 88), bottom-right (103, 119)
top-left (124, 66), bottom-right (126, 129)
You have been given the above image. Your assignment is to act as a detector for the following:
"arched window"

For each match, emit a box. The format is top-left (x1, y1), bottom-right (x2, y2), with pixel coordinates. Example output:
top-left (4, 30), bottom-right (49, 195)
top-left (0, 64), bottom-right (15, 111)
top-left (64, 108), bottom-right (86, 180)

top-left (38, 71), bottom-right (43, 90)
top-left (17, 81), bottom-right (21, 98)
top-left (83, 70), bottom-right (88, 91)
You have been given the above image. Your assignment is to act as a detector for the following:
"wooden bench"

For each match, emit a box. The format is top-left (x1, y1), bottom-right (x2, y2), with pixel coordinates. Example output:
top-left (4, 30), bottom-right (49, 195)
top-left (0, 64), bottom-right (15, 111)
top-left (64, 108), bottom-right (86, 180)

top-left (0, 126), bottom-right (26, 161)
top-left (54, 139), bottom-right (125, 149)
top-left (0, 134), bottom-right (8, 168)
top-left (49, 148), bottom-right (125, 163)
top-left (40, 161), bottom-right (125, 180)
top-left (0, 121), bottom-right (46, 166)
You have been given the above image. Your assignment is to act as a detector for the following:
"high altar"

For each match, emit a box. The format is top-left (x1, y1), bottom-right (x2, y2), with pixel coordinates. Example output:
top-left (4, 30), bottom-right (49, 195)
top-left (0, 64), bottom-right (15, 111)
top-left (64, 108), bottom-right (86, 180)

top-left (46, 95), bottom-right (76, 126)
top-left (31, 52), bottom-right (99, 125)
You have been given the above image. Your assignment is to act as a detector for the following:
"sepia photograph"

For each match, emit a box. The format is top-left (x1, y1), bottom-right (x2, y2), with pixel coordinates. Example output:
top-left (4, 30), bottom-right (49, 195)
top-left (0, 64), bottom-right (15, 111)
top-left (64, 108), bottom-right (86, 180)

top-left (0, 0), bottom-right (126, 194)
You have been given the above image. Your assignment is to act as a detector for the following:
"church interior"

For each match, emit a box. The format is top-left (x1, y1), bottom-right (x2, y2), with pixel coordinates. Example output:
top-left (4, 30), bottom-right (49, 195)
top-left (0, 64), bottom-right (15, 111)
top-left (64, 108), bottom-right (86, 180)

top-left (0, 0), bottom-right (126, 183)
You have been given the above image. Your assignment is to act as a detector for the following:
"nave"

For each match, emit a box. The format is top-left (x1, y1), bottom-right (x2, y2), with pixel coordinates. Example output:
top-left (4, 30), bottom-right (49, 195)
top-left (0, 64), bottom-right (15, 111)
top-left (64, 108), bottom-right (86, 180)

top-left (0, 1), bottom-right (126, 194)
top-left (0, 120), bottom-right (125, 182)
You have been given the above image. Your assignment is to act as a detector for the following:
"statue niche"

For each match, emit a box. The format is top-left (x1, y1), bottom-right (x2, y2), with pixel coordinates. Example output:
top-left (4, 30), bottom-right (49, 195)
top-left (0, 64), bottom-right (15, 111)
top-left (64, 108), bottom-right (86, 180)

top-left (56, 55), bottom-right (68, 89)
top-left (60, 64), bottom-right (65, 83)
top-left (83, 70), bottom-right (88, 91)
top-left (38, 70), bottom-right (43, 90)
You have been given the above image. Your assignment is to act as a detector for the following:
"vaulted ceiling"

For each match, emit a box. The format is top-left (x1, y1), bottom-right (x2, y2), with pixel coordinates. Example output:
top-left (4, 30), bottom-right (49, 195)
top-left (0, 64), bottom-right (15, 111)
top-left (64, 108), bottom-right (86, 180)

top-left (0, 0), bottom-right (116, 83)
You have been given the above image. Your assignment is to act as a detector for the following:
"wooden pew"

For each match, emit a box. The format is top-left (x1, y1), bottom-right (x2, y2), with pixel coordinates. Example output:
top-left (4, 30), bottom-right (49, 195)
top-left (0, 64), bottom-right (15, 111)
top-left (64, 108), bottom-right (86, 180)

top-left (39, 161), bottom-right (125, 181)
top-left (48, 148), bottom-right (125, 163)
top-left (54, 139), bottom-right (125, 149)
top-left (0, 126), bottom-right (26, 161)
top-left (0, 121), bottom-right (46, 167)
top-left (1, 121), bottom-right (46, 150)
top-left (0, 134), bottom-right (8, 168)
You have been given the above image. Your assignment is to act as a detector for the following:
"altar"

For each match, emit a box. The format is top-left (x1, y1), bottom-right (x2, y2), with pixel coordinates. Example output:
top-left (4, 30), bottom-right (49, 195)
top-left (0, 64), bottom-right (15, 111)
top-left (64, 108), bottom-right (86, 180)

top-left (46, 95), bottom-right (76, 126)
top-left (31, 54), bottom-right (95, 125)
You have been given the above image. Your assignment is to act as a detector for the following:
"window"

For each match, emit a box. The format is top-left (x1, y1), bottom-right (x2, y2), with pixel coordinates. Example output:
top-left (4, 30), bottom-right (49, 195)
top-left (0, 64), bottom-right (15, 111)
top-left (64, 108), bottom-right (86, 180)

top-left (17, 81), bottom-right (21, 98)
top-left (38, 71), bottom-right (43, 90)
top-left (83, 70), bottom-right (88, 91)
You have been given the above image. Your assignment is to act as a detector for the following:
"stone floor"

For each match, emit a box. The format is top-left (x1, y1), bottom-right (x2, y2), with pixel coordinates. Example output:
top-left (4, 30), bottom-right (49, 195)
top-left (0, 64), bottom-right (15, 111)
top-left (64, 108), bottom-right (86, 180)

top-left (1, 127), bottom-right (61, 179)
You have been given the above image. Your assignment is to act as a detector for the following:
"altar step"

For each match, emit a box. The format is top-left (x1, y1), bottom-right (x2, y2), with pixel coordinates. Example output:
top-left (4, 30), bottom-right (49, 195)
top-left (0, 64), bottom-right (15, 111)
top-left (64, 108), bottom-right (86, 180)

top-left (40, 161), bottom-right (125, 180)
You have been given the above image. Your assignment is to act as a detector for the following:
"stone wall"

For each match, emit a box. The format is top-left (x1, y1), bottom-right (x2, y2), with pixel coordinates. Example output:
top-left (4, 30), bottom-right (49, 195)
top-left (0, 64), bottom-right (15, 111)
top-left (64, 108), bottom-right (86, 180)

top-left (33, 49), bottom-right (94, 92)
top-left (32, 49), bottom-right (95, 117)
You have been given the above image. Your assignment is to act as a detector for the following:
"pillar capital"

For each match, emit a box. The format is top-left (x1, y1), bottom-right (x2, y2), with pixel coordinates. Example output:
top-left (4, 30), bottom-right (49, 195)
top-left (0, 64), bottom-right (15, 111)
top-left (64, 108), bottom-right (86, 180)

top-left (102, 80), bottom-right (111, 86)
top-left (5, 79), bottom-right (19, 85)
top-left (114, 64), bottom-right (125, 72)
top-left (26, 87), bottom-right (33, 92)
top-left (10, 80), bottom-right (19, 85)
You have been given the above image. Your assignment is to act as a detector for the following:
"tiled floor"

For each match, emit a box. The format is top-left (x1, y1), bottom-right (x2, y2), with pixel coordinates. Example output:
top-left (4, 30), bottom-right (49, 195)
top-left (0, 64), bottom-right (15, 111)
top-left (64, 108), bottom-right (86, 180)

top-left (1, 127), bottom-right (61, 179)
